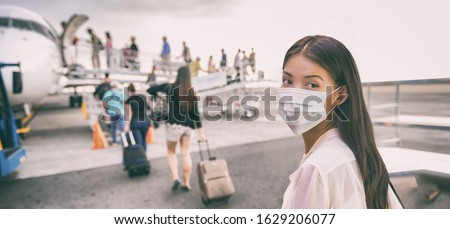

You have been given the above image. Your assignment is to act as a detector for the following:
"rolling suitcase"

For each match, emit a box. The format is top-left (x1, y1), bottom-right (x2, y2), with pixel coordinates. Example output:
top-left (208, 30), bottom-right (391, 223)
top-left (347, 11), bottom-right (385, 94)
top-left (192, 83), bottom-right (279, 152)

top-left (121, 132), bottom-right (150, 178)
top-left (197, 140), bottom-right (235, 205)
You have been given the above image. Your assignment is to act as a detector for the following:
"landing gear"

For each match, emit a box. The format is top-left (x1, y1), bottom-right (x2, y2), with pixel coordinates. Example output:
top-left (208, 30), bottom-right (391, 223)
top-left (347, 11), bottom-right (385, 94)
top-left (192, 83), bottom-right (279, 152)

top-left (69, 87), bottom-right (83, 108)
top-left (69, 95), bottom-right (82, 107)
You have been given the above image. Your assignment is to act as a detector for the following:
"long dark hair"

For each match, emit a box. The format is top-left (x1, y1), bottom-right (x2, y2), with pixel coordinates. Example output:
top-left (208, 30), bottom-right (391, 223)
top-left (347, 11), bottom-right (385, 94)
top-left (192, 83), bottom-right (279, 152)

top-left (283, 35), bottom-right (390, 209)
top-left (172, 66), bottom-right (196, 111)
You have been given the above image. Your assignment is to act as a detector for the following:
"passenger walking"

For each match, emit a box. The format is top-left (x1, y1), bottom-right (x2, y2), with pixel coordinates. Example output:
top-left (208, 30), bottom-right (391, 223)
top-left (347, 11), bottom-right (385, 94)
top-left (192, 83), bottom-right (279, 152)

top-left (93, 72), bottom-right (111, 100)
top-left (207, 55), bottom-right (217, 73)
top-left (129, 36), bottom-right (139, 71)
top-left (105, 31), bottom-right (113, 68)
top-left (87, 28), bottom-right (102, 69)
top-left (177, 41), bottom-right (191, 64)
top-left (249, 48), bottom-right (256, 74)
top-left (103, 81), bottom-right (125, 145)
top-left (189, 57), bottom-right (205, 77)
top-left (234, 49), bottom-right (242, 79)
top-left (278, 35), bottom-right (403, 209)
top-left (220, 48), bottom-right (227, 70)
top-left (125, 83), bottom-right (151, 152)
top-left (161, 36), bottom-right (171, 74)
top-left (147, 66), bottom-right (206, 192)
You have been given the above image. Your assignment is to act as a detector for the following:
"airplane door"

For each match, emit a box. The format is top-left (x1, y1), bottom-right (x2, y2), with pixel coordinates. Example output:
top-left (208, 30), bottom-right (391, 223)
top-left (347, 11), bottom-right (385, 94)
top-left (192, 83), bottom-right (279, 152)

top-left (60, 14), bottom-right (89, 67)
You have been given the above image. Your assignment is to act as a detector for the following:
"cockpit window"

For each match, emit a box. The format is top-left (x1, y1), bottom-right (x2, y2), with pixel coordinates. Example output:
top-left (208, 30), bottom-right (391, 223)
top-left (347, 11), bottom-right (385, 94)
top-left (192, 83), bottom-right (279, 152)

top-left (45, 28), bottom-right (57, 41)
top-left (12, 19), bottom-right (32, 30)
top-left (8, 18), bottom-right (57, 43)
top-left (0, 17), bottom-right (9, 27)
top-left (30, 21), bottom-right (47, 37)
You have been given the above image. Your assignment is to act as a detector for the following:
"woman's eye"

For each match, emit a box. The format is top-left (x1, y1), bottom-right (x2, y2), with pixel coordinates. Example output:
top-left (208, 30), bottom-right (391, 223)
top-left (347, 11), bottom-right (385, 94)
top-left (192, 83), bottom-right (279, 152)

top-left (282, 79), bottom-right (292, 85)
top-left (307, 83), bottom-right (319, 88)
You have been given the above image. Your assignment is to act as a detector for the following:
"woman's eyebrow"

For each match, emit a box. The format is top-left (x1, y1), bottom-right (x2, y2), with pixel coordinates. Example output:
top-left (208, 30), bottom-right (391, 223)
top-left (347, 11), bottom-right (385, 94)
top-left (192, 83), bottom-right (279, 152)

top-left (282, 71), bottom-right (293, 77)
top-left (304, 75), bottom-right (324, 81)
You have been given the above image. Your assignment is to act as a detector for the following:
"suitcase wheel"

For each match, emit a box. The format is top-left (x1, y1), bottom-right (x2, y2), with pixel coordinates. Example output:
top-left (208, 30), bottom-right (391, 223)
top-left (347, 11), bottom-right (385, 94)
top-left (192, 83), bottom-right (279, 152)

top-left (201, 196), bottom-right (211, 206)
top-left (201, 196), bottom-right (230, 205)
top-left (128, 171), bottom-right (134, 178)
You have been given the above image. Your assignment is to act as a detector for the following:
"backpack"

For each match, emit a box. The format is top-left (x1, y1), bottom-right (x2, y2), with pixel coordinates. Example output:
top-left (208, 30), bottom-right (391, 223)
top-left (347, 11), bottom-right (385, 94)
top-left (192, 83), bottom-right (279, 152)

top-left (97, 39), bottom-right (104, 51)
top-left (94, 82), bottom-right (111, 100)
top-left (93, 35), bottom-right (104, 51)
top-left (152, 93), bottom-right (168, 122)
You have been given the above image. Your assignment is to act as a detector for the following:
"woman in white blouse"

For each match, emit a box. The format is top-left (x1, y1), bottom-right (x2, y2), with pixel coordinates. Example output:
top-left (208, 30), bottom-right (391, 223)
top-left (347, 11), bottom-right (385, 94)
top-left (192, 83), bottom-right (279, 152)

top-left (277, 35), bottom-right (403, 209)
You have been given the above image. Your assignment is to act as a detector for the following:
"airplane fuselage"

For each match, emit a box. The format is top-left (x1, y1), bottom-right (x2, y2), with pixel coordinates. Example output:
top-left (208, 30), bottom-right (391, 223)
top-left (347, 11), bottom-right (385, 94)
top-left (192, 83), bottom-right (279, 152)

top-left (0, 5), bottom-right (61, 105)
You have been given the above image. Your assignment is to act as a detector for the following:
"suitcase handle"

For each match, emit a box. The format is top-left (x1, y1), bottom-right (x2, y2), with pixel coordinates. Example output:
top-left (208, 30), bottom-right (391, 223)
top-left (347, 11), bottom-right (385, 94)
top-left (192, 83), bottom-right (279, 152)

top-left (198, 140), bottom-right (215, 161)
top-left (121, 131), bottom-right (136, 147)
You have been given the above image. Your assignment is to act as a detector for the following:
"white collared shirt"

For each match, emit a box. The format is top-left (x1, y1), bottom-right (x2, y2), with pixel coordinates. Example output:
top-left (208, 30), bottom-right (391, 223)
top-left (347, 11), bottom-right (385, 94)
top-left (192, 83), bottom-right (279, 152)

top-left (282, 128), bottom-right (403, 209)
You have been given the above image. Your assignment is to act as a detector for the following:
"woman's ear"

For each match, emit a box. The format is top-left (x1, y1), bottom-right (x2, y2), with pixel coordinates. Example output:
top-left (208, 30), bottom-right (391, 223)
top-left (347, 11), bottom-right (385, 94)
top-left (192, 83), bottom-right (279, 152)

top-left (335, 85), bottom-right (348, 106)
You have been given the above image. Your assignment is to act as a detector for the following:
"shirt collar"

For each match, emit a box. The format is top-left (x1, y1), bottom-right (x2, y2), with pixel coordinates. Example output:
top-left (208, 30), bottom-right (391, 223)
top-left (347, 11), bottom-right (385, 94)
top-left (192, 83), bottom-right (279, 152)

top-left (301, 128), bottom-right (340, 163)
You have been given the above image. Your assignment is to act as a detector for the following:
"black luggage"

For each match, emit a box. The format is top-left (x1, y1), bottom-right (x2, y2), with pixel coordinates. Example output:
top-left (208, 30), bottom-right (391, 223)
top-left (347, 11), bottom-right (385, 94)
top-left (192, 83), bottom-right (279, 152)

top-left (121, 132), bottom-right (150, 178)
top-left (197, 140), bottom-right (235, 205)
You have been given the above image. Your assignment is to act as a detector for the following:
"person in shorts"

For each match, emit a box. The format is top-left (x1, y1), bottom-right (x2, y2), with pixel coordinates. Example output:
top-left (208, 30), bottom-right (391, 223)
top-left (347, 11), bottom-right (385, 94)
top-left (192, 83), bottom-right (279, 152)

top-left (147, 66), bottom-right (206, 192)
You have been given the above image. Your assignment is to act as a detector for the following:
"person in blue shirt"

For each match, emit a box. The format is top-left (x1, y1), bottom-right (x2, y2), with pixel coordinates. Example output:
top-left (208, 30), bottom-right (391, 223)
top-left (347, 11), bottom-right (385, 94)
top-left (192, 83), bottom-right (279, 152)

top-left (220, 48), bottom-right (227, 70)
top-left (103, 81), bottom-right (125, 145)
top-left (161, 36), bottom-right (171, 74)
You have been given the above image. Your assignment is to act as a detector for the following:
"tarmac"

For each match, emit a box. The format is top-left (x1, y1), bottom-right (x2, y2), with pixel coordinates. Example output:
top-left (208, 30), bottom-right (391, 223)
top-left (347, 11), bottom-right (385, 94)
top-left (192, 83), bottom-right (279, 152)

top-left (0, 84), bottom-right (449, 209)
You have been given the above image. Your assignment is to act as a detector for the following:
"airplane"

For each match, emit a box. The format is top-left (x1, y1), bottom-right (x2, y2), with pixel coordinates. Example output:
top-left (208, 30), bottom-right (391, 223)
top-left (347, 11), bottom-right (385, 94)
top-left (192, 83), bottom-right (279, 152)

top-left (0, 4), bottom-right (277, 128)
top-left (0, 5), bottom-right (97, 122)
top-left (0, 5), bottom-right (64, 106)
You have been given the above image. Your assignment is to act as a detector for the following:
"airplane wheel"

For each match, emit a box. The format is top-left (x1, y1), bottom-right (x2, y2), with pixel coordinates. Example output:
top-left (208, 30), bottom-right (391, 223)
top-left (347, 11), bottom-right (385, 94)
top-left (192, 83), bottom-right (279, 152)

top-left (69, 96), bottom-right (75, 108)
top-left (77, 96), bottom-right (83, 107)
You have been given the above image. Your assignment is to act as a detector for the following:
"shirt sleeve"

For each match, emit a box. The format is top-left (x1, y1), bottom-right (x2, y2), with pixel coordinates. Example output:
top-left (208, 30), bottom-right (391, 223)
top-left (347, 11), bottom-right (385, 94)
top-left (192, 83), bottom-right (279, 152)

top-left (289, 164), bottom-right (327, 209)
top-left (125, 96), bottom-right (131, 105)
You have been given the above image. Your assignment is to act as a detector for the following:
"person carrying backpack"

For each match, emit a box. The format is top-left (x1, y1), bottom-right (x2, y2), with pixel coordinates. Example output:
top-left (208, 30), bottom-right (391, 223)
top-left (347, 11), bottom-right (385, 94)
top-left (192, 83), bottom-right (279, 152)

top-left (87, 28), bottom-right (103, 69)
top-left (93, 73), bottom-right (111, 100)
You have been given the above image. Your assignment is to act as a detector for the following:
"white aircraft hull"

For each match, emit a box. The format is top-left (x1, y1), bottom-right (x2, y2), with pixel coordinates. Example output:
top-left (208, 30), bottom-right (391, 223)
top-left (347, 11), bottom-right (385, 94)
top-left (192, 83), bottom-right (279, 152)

top-left (0, 5), bottom-right (62, 106)
top-left (0, 27), bottom-right (61, 105)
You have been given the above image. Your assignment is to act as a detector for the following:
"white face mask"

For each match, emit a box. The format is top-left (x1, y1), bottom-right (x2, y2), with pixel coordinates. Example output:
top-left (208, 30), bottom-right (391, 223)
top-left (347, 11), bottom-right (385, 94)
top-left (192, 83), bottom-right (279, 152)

top-left (277, 86), bottom-right (342, 135)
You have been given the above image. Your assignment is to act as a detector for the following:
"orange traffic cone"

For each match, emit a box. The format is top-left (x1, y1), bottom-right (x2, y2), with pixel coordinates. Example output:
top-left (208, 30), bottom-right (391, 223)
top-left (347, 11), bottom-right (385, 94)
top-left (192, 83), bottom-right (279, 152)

top-left (81, 102), bottom-right (88, 119)
top-left (146, 126), bottom-right (156, 144)
top-left (92, 121), bottom-right (109, 149)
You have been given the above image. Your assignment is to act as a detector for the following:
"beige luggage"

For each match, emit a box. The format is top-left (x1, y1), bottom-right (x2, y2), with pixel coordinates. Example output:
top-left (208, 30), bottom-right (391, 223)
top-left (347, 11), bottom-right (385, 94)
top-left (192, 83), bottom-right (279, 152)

top-left (197, 140), bottom-right (235, 205)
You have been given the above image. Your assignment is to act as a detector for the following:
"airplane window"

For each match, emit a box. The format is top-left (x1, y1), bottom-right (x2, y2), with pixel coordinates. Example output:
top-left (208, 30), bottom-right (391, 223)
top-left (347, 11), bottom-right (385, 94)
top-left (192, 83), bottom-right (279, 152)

top-left (0, 17), bottom-right (9, 27)
top-left (12, 19), bottom-right (32, 31)
top-left (30, 22), bottom-right (48, 38)
top-left (46, 28), bottom-right (57, 41)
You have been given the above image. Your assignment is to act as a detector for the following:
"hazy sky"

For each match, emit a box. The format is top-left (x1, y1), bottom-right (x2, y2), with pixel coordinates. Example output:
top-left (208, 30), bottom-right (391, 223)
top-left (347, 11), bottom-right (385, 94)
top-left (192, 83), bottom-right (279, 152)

top-left (4, 0), bottom-right (450, 82)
